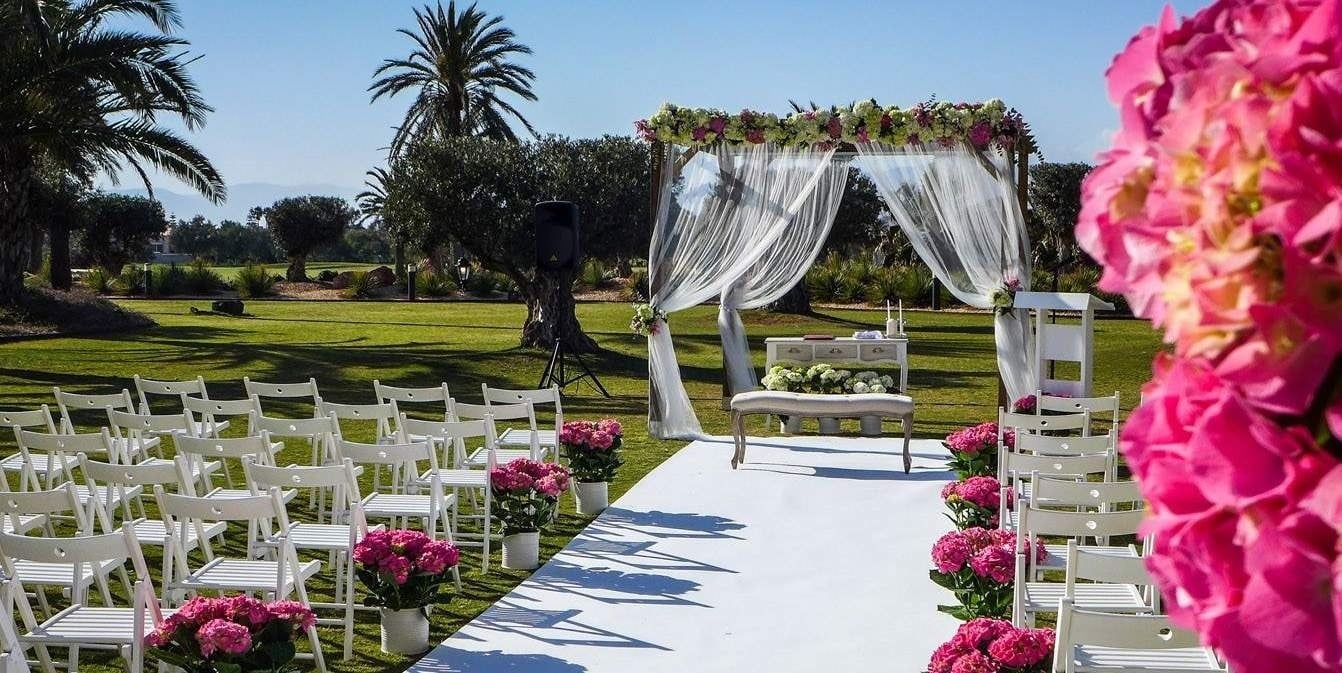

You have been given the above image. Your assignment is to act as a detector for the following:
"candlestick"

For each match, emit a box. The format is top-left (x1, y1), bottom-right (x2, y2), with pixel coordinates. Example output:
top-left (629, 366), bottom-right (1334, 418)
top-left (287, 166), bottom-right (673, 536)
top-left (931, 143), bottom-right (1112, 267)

top-left (885, 300), bottom-right (891, 321)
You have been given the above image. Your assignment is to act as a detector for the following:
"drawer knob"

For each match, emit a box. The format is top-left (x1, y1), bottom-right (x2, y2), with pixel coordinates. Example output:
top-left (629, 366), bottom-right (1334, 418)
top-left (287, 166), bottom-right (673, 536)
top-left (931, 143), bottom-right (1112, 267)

top-left (871, 347), bottom-right (885, 353)
top-left (828, 348), bottom-right (843, 354)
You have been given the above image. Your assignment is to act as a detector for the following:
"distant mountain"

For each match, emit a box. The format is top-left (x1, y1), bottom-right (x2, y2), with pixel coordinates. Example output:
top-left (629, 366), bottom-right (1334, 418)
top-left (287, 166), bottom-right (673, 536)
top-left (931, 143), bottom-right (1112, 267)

top-left (111, 182), bottom-right (360, 223)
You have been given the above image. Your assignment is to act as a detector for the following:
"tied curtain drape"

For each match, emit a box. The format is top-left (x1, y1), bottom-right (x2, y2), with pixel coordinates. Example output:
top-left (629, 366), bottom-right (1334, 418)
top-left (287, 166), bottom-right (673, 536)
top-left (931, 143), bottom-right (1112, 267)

top-left (854, 141), bottom-right (1036, 402)
top-left (647, 143), bottom-right (845, 439)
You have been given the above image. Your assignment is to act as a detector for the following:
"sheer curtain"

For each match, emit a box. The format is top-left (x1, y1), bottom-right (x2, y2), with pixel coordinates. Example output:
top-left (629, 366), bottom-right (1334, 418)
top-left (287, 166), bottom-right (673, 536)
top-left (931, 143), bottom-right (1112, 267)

top-left (718, 163), bottom-right (848, 395)
top-left (648, 143), bottom-right (840, 439)
top-left (855, 142), bottom-right (1036, 401)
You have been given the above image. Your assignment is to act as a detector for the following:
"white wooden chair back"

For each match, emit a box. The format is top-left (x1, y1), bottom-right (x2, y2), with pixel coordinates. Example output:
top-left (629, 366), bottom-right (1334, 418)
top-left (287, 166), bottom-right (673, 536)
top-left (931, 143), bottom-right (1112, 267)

top-left (398, 415), bottom-right (498, 468)
top-left (1019, 506), bottom-right (1144, 554)
top-left (999, 408), bottom-right (1090, 437)
top-left (373, 380), bottom-right (450, 414)
top-left (174, 432), bottom-right (278, 489)
top-left (17, 428), bottom-right (112, 489)
top-left (336, 437), bottom-right (438, 487)
top-left (452, 400), bottom-right (538, 457)
top-left (1031, 476), bottom-right (1143, 509)
top-left (0, 406), bottom-right (56, 436)
top-left (1036, 390), bottom-right (1121, 426)
top-left (244, 459), bottom-right (360, 504)
top-left (244, 377), bottom-right (320, 417)
top-left (133, 375), bottom-right (207, 413)
top-left (318, 398), bottom-right (398, 439)
top-left (180, 395), bottom-right (255, 436)
top-left (1064, 540), bottom-right (1153, 588)
top-left (1053, 600), bottom-right (1214, 673)
top-left (1014, 431), bottom-right (1114, 456)
top-left (104, 408), bottom-right (191, 462)
top-left (1003, 452), bottom-right (1111, 481)
top-left (482, 384), bottom-right (562, 434)
top-left (252, 410), bottom-right (339, 440)
top-left (0, 482), bottom-right (89, 533)
top-left (79, 452), bottom-right (187, 522)
top-left (52, 388), bottom-right (133, 433)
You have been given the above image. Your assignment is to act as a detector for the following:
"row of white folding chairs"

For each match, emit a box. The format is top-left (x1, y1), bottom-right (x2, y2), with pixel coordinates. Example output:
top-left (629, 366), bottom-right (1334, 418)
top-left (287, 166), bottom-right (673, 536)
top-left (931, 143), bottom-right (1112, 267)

top-left (1028, 389), bottom-right (1122, 428)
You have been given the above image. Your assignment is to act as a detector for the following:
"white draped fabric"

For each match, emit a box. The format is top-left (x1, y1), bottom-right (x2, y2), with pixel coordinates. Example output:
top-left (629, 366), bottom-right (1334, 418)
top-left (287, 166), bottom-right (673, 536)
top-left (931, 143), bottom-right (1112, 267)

top-left (854, 141), bottom-right (1036, 401)
top-left (648, 143), bottom-right (842, 439)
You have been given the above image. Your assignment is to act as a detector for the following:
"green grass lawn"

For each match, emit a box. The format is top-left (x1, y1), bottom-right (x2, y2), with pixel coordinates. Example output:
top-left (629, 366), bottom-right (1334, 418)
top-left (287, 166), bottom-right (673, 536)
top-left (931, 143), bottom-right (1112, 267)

top-left (0, 300), bottom-right (1163, 672)
top-left (207, 262), bottom-right (381, 282)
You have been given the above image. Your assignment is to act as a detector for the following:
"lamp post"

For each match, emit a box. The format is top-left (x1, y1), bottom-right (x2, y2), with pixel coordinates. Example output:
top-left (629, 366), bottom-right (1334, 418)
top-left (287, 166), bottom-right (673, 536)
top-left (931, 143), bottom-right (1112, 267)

top-left (455, 257), bottom-right (472, 288)
top-left (143, 262), bottom-right (152, 297)
top-left (406, 264), bottom-right (417, 301)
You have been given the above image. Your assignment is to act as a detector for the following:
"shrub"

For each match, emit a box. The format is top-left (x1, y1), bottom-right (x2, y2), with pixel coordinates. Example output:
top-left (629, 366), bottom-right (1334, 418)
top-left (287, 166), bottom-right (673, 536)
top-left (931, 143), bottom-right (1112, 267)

top-left (866, 266), bottom-right (904, 305)
top-left (806, 265), bottom-right (844, 301)
top-left (627, 269), bottom-right (649, 301)
top-left (152, 263), bottom-right (187, 295)
top-left (184, 259), bottom-right (224, 295)
top-left (81, 267), bottom-right (114, 295)
top-left (415, 269), bottom-right (456, 297)
top-left (113, 264), bottom-right (144, 295)
top-left (234, 263), bottom-right (276, 298)
top-left (341, 270), bottom-right (381, 298)
top-left (574, 259), bottom-right (617, 291)
top-left (316, 269), bottom-right (339, 283)
top-left (464, 270), bottom-right (503, 296)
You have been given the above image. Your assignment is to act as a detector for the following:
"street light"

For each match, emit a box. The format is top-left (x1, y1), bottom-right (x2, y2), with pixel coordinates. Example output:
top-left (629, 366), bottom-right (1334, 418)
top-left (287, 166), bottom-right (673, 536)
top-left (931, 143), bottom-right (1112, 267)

top-left (406, 263), bottom-right (417, 301)
top-left (142, 262), bottom-right (152, 297)
top-left (455, 257), bottom-right (472, 287)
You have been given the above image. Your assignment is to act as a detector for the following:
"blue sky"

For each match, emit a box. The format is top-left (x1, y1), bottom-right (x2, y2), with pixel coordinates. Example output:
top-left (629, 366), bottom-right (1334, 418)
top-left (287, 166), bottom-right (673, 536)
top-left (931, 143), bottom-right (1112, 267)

top-left (105, 0), bottom-right (1203, 197)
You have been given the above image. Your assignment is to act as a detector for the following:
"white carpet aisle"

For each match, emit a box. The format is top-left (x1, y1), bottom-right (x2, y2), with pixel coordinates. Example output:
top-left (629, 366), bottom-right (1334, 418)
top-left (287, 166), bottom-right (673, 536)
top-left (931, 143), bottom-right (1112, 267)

top-left (409, 435), bottom-right (959, 673)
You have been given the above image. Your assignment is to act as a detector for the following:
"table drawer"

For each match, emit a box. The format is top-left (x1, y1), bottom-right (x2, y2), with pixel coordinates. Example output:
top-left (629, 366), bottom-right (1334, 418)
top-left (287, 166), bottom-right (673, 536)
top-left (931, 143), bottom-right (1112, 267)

top-left (773, 344), bottom-right (814, 362)
top-left (860, 343), bottom-right (899, 361)
top-left (814, 343), bottom-right (860, 360)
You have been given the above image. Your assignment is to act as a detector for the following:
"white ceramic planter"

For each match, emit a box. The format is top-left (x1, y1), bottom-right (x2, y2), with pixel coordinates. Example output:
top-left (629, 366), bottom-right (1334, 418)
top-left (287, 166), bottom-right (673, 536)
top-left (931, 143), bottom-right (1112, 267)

top-left (379, 607), bottom-right (430, 655)
top-left (779, 415), bottom-right (802, 435)
top-left (859, 415), bottom-right (883, 436)
top-left (817, 417), bottom-right (841, 435)
top-left (502, 531), bottom-right (541, 570)
top-left (574, 481), bottom-right (609, 515)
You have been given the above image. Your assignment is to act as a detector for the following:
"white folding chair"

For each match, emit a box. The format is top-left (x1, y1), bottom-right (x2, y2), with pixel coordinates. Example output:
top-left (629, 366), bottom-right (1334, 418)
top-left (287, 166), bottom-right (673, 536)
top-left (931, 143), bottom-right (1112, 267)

top-left (0, 525), bottom-right (167, 673)
top-left (1036, 389), bottom-right (1121, 429)
top-left (451, 400), bottom-right (543, 465)
top-left (52, 388), bottom-right (158, 461)
top-left (0, 603), bottom-right (32, 673)
top-left (1016, 504), bottom-right (1146, 585)
top-left (399, 415), bottom-right (498, 571)
top-left (318, 399), bottom-right (400, 489)
top-left (180, 394), bottom-right (256, 438)
top-left (0, 478), bottom-right (47, 537)
top-left (1016, 539), bottom-right (1155, 627)
top-left (132, 374), bottom-right (225, 430)
top-left (173, 432), bottom-right (295, 503)
top-left (244, 377), bottom-right (321, 418)
top-left (13, 429), bottom-right (109, 492)
top-left (154, 485), bottom-right (327, 673)
top-left (999, 408), bottom-right (1091, 443)
top-left (998, 451), bottom-right (1113, 511)
top-left (0, 484), bottom-right (128, 619)
top-left (250, 411), bottom-right (341, 515)
top-left (335, 438), bottom-right (454, 540)
top-left (242, 458), bottom-right (381, 660)
top-left (0, 408), bottom-right (57, 490)
top-left (76, 453), bottom-right (226, 580)
top-left (1053, 599), bottom-right (1226, 672)
top-left (373, 380), bottom-right (451, 426)
top-left (482, 384), bottom-right (562, 455)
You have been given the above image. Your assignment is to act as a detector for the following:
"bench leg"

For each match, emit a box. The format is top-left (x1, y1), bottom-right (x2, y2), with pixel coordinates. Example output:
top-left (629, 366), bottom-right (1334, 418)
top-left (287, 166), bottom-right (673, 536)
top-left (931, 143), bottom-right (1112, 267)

top-left (731, 411), bottom-right (746, 469)
top-left (902, 413), bottom-right (913, 473)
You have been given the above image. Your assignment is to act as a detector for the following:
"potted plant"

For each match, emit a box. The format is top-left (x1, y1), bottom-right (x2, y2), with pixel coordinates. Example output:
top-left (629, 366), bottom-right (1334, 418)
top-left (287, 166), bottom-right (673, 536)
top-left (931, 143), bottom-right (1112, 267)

top-left (941, 476), bottom-right (1010, 529)
top-left (944, 421), bottom-right (1011, 479)
top-left (490, 458), bottom-right (571, 570)
top-left (805, 363), bottom-right (851, 434)
top-left (351, 529), bottom-right (461, 655)
top-left (760, 365), bottom-right (806, 433)
top-left (927, 618), bottom-right (1054, 673)
top-left (929, 527), bottom-right (1045, 620)
top-left (845, 370), bottom-right (896, 435)
top-left (144, 595), bottom-right (317, 673)
top-left (559, 419), bottom-right (624, 515)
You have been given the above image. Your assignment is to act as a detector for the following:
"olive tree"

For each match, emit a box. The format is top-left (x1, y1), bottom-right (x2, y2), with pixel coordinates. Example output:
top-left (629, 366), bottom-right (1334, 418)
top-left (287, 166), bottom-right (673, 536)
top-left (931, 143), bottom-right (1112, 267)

top-left (1028, 162), bottom-right (1092, 289)
top-left (78, 193), bottom-right (167, 272)
top-left (263, 196), bottom-right (355, 281)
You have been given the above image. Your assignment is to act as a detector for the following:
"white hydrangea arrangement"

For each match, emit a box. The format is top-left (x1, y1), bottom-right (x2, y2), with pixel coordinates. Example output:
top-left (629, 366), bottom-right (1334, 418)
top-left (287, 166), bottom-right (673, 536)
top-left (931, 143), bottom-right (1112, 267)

top-left (760, 365), bottom-right (805, 392)
top-left (845, 370), bottom-right (896, 394)
top-left (804, 363), bottom-right (852, 394)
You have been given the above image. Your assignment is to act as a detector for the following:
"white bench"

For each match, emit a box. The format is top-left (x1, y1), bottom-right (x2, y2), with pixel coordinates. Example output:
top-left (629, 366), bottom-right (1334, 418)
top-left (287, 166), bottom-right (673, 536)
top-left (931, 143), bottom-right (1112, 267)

top-left (729, 391), bottom-right (915, 472)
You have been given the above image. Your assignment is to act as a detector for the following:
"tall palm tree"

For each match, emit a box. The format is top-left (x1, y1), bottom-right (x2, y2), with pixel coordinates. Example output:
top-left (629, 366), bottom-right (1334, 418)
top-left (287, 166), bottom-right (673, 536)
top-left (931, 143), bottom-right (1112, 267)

top-left (356, 166), bottom-right (407, 279)
top-left (0, 0), bottom-right (223, 305)
top-left (369, 1), bottom-right (537, 157)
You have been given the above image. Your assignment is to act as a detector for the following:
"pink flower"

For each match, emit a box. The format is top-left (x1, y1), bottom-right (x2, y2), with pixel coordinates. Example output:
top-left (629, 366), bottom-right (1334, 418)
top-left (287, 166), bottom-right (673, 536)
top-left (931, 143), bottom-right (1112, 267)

top-left (223, 595), bottom-right (269, 628)
top-left (745, 129), bottom-right (766, 144)
top-left (932, 531), bottom-right (974, 573)
top-left (390, 529), bottom-right (430, 557)
top-left (954, 477), bottom-right (1003, 509)
top-left (708, 117), bottom-right (726, 134)
top-left (949, 651), bottom-right (999, 673)
top-left (945, 422), bottom-right (1000, 457)
top-left (379, 553), bottom-right (412, 585)
top-left (928, 635), bottom-right (974, 673)
top-left (968, 121), bottom-right (993, 148)
top-left (969, 545), bottom-right (1015, 584)
top-left (597, 418), bottom-right (622, 436)
top-left (416, 540), bottom-right (460, 575)
top-left (988, 627), bottom-right (1054, 668)
top-left (589, 431), bottom-right (614, 450)
top-left (535, 474), bottom-right (563, 497)
top-left (825, 116), bottom-right (842, 139)
top-left (1011, 394), bottom-right (1037, 413)
top-left (196, 619), bottom-right (251, 658)
top-left (266, 601), bottom-right (316, 630)
top-left (959, 618), bottom-right (1012, 648)
top-left (490, 465), bottom-right (534, 492)
top-left (175, 597), bottom-right (225, 626)
top-left (691, 126), bottom-right (707, 142)
top-left (354, 532), bottom-right (391, 566)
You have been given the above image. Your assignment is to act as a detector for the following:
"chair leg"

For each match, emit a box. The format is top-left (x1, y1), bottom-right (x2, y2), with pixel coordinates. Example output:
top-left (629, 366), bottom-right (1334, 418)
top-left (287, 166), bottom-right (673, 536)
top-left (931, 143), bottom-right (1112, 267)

top-left (341, 552), bottom-right (355, 661)
top-left (902, 414), bottom-right (913, 474)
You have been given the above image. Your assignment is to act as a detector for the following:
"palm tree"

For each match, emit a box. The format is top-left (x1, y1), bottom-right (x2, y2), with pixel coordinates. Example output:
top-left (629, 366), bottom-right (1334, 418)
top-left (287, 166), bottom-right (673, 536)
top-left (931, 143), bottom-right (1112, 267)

top-left (0, 0), bottom-right (223, 305)
top-left (356, 166), bottom-right (407, 279)
top-left (369, 1), bottom-right (537, 157)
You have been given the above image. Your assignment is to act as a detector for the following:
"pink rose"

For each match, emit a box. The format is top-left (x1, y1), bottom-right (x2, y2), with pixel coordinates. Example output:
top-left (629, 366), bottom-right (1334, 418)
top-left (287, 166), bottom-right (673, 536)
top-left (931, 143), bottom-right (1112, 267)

top-left (196, 619), bottom-right (251, 658)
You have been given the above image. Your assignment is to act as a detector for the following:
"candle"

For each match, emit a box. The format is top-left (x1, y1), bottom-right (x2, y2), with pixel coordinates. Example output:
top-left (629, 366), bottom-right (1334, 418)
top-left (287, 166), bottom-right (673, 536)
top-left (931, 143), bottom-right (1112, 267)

top-left (886, 300), bottom-right (891, 321)
top-left (898, 299), bottom-right (904, 329)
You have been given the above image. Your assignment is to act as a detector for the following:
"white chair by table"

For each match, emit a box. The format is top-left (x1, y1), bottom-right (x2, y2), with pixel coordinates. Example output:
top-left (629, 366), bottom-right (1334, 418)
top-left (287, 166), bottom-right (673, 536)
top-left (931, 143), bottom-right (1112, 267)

top-left (482, 384), bottom-right (562, 458)
top-left (399, 415), bottom-right (498, 571)
top-left (0, 525), bottom-right (168, 673)
top-left (154, 485), bottom-right (326, 673)
top-left (1016, 539), bottom-right (1156, 627)
top-left (335, 438), bottom-right (454, 541)
top-left (0, 407), bottom-right (57, 492)
top-left (1053, 599), bottom-right (1226, 673)
top-left (451, 400), bottom-right (543, 466)
top-left (52, 388), bottom-right (158, 461)
top-left (243, 458), bottom-right (376, 661)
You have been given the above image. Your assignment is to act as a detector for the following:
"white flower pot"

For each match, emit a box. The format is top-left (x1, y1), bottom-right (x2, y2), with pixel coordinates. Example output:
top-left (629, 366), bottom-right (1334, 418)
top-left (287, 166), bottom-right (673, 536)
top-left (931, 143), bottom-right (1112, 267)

top-left (859, 415), bottom-right (883, 436)
top-left (779, 415), bottom-right (802, 435)
top-left (817, 417), bottom-right (841, 435)
top-left (502, 531), bottom-right (541, 570)
top-left (379, 607), bottom-right (430, 655)
top-left (574, 481), bottom-right (609, 515)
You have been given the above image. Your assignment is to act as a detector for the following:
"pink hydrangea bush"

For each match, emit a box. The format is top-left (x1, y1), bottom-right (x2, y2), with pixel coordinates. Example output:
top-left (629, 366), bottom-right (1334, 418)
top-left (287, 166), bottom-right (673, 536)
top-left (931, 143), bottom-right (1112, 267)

top-left (1011, 394), bottom-right (1037, 414)
top-left (559, 419), bottom-right (625, 483)
top-left (930, 527), bottom-right (1045, 620)
top-left (928, 618), bottom-right (1054, 673)
top-left (490, 458), bottom-right (571, 534)
top-left (942, 476), bottom-right (1011, 529)
top-left (352, 528), bottom-right (460, 610)
top-left (1079, 1), bottom-right (1342, 670)
top-left (945, 421), bottom-right (1014, 479)
top-left (144, 595), bottom-right (315, 673)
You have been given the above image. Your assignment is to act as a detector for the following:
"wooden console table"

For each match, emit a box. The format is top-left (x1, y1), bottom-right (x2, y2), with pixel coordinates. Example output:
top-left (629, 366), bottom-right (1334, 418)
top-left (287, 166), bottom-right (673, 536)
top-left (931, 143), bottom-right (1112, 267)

top-left (764, 336), bottom-right (908, 393)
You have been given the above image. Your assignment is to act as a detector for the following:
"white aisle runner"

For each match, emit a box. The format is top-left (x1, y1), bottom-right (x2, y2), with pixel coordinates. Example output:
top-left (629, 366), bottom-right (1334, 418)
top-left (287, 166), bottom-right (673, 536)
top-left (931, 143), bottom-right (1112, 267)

top-left (409, 436), bottom-right (959, 673)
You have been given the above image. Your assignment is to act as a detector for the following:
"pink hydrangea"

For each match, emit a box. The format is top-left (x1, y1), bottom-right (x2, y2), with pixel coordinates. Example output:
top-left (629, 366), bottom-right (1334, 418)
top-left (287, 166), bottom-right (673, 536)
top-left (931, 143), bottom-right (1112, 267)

top-left (949, 651), bottom-right (999, 673)
top-left (932, 531), bottom-right (976, 573)
top-left (928, 619), bottom-right (1054, 673)
top-left (416, 540), bottom-right (461, 575)
top-left (390, 529), bottom-right (430, 557)
top-left (266, 600), bottom-right (316, 630)
top-left (588, 430), bottom-right (614, 450)
top-left (535, 474), bottom-right (564, 497)
top-left (969, 545), bottom-right (1015, 584)
top-left (929, 635), bottom-right (976, 673)
top-left (196, 619), bottom-right (251, 658)
top-left (1011, 394), bottom-right (1037, 413)
top-left (960, 618), bottom-right (1013, 648)
top-left (175, 596), bottom-right (225, 625)
top-left (223, 595), bottom-right (269, 628)
top-left (987, 627), bottom-right (1053, 668)
top-left (490, 464), bottom-right (535, 492)
top-left (353, 531), bottom-right (392, 565)
top-left (945, 422), bottom-right (1001, 456)
top-left (949, 476), bottom-right (1004, 509)
top-left (379, 553), bottom-right (412, 585)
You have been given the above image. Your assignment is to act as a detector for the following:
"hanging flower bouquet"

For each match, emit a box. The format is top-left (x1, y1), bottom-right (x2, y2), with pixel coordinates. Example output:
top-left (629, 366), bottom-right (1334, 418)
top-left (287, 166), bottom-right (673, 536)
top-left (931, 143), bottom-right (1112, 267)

top-left (989, 277), bottom-right (1022, 315)
top-left (804, 363), bottom-right (851, 394)
top-left (144, 595), bottom-right (316, 673)
top-left (944, 421), bottom-right (1011, 479)
top-left (928, 618), bottom-right (1055, 673)
top-left (629, 303), bottom-right (665, 336)
top-left (930, 527), bottom-right (1044, 620)
top-left (1078, 1), bottom-right (1342, 670)
top-left (942, 476), bottom-right (1010, 529)
top-left (845, 370), bottom-right (895, 394)
top-left (1011, 394), bottom-right (1037, 414)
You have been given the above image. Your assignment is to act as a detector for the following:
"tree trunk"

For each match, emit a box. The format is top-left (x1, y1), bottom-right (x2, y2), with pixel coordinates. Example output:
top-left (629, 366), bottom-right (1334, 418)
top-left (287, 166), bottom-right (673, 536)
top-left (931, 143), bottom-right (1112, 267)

top-left (286, 254), bottom-right (307, 282)
top-left (0, 154), bottom-right (34, 307)
top-left (519, 268), bottom-right (600, 354)
top-left (768, 281), bottom-right (812, 314)
top-left (49, 221), bottom-right (72, 291)
top-left (27, 223), bottom-right (44, 273)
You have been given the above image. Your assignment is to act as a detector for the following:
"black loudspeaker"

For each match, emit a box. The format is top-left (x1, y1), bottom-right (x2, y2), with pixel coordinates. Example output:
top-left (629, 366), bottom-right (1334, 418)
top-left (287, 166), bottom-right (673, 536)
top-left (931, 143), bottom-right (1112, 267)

top-left (535, 201), bottom-right (580, 271)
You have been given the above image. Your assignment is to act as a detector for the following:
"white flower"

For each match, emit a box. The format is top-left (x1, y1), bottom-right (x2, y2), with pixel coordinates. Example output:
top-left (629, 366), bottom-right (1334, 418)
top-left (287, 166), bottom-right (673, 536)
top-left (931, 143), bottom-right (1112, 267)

top-left (870, 384), bottom-right (886, 394)
top-left (852, 381), bottom-right (870, 394)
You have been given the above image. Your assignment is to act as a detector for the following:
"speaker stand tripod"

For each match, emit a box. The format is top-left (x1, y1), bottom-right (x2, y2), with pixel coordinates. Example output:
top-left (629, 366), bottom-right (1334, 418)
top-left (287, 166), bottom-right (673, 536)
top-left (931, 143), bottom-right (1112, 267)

top-left (539, 332), bottom-right (611, 398)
